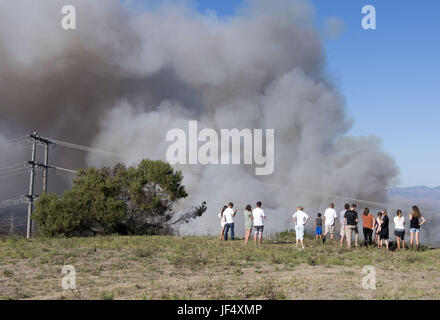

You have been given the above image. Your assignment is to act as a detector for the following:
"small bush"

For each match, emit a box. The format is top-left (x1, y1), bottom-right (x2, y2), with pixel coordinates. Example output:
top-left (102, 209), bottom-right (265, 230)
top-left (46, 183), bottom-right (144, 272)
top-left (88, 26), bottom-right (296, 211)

top-left (100, 290), bottom-right (114, 300)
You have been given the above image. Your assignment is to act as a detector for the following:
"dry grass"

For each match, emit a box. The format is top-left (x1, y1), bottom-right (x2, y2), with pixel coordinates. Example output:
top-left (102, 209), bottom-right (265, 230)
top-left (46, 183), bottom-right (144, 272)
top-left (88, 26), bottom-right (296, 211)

top-left (1, 234), bottom-right (440, 300)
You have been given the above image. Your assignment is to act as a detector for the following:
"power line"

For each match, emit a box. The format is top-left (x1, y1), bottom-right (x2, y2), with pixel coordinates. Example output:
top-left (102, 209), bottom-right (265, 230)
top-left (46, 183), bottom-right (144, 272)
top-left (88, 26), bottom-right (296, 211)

top-left (53, 166), bottom-right (78, 174)
top-left (173, 164), bottom-right (440, 214)
top-left (0, 196), bottom-right (27, 210)
top-left (0, 136), bottom-right (26, 148)
top-left (0, 162), bottom-right (28, 172)
top-left (0, 170), bottom-right (28, 181)
top-left (0, 143), bottom-right (30, 154)
top-left (50, 138), bottom-right (439, 214)
top-left (51, 139), bottom-right (127, 159)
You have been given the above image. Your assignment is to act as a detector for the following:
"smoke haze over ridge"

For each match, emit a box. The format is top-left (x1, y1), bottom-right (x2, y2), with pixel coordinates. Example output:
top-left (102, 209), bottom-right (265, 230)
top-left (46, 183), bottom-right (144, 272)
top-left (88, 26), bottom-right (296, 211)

top-left (0, 0), bottom-right (402, 236)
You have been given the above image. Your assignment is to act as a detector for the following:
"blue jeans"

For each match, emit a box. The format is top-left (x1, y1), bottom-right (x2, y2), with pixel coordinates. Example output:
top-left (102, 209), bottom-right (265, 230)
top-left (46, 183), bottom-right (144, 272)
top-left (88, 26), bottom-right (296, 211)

top-left (224, 223), bottom-right (235, 241)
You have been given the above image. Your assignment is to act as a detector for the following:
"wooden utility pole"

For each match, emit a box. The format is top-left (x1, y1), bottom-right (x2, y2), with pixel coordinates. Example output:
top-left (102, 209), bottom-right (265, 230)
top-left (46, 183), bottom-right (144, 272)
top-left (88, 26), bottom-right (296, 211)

top-left (26, 136), bottom-right (36, 239)
top-left (25, 132), bottom-right (56, 239)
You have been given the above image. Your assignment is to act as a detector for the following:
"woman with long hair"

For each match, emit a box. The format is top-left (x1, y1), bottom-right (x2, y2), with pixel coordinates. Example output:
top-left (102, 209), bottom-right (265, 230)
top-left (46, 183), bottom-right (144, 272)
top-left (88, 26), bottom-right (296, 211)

top-left (244, 204), bottom-right (253, 245)
top-left (218, 206), bottom-right (227, 240)
top-left (394, 210), bottom-right (406, 250)
top-left (361, 207), bottom-right (375, 247)
top-left (409, 206), bottom-right (426, 250)
top-left (378, 210), bottom-right (389, 251)
top-left (374, 211), bottom-right (382, 245)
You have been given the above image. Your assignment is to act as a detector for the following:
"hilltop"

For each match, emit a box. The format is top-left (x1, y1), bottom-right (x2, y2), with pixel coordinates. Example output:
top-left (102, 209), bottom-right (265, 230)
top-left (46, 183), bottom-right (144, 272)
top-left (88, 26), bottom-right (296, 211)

top-left (1, 235), bottom-right (439, 300)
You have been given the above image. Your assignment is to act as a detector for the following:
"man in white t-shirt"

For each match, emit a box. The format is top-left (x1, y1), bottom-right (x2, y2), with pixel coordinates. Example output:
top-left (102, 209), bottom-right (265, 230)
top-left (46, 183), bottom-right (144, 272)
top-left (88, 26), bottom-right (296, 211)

top-left (323, 203), bottom-right (338, 242)
top-left (292, 206), bottom-right (309, 249)
top-left (223, 202), bottom-right (237, 241)
top-left (252, 201), bottom-right (266, 245)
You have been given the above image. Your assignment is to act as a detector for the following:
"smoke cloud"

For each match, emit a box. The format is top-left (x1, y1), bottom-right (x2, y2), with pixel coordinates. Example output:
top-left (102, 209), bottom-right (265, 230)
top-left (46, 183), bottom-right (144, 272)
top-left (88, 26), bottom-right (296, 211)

top-left (0, 0), bottom-right (401, 237)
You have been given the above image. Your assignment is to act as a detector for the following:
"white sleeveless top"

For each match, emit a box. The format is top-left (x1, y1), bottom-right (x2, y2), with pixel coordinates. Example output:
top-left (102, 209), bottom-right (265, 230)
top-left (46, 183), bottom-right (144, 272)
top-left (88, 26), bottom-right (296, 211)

top-left (218, 212), bottom-right (226, 227)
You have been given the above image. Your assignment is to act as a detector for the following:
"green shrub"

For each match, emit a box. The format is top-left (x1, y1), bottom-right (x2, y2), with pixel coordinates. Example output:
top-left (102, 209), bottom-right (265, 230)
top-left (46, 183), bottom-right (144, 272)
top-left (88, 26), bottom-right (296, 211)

top-left (33, 160), bottom-right (206, 237)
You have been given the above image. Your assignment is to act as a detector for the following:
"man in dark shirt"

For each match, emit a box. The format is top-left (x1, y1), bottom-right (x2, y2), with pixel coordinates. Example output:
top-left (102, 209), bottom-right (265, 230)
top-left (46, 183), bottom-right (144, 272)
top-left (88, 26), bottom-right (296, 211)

top-left (344, 204), bottom-right (359, 249)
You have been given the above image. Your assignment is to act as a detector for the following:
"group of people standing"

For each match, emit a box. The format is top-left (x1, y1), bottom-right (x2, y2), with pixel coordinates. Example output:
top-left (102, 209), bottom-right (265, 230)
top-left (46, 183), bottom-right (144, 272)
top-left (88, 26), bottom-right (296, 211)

top-left (218, 201), bottom-right (266, 245)
top-left (218, 201), bottom-right (427, 251)
top-left (315, 203), bottom-right (427, 250)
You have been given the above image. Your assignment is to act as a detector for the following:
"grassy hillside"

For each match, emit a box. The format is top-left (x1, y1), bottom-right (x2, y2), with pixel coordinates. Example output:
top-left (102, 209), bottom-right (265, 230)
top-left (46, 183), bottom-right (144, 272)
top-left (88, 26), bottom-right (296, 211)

top-left (1, 234), bottom-right (440, 300)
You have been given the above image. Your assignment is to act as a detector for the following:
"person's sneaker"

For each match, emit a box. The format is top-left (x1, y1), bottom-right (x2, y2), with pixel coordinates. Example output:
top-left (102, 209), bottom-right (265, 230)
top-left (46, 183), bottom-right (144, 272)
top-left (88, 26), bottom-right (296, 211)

top-left (302, 246), bottom-right (305, 250)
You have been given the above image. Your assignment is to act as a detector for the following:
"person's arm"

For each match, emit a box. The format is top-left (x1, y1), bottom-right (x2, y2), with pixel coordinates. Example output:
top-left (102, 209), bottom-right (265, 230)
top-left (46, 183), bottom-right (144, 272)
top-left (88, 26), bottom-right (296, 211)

top-left (314, 221), bottom-right (317, 228)
top-left (232, 209), bottom-right (237, 217)
top-left (304, 216), bottom-right (309, 226)
top-left (420, 216), bottom-right (426, 226)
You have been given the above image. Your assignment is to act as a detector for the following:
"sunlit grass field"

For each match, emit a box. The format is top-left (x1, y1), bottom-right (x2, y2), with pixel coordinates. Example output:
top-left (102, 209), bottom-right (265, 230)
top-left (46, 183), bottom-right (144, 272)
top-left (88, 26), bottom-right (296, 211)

top-left (1, 233), bottom-right (439, 300)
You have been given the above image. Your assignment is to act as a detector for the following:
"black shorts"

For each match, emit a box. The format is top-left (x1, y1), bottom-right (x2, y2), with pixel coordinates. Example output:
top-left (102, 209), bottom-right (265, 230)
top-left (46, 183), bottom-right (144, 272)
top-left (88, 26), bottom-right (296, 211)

top-left (394, 230), bottom-right (405, 238)
top-left (254, 225), bottom-right (264, 233)
top-left (379, 232), bottom-right (389, 240)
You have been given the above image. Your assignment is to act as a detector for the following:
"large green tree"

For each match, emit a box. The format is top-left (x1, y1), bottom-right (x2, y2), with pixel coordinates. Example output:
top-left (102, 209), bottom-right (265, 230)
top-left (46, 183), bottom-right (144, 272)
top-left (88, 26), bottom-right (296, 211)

top-left (33, 159), bottom-right (206, 236)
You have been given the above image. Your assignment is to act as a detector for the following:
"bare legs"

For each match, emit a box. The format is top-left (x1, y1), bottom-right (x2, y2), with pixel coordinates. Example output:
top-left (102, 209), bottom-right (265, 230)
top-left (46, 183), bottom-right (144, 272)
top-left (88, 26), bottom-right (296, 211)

top-left (378, 238), bottom-right (389, 250)
top-left (340, 227), bottom-right (345, 247)
top-left (254, 232), bottom-right (262, 245)
top-left (410, 231), bottom-right (420, 250)
top-left (410, 232), bottom-right (420, 249)
top-left (219, 226), bottom-right (225, 240)
top-left (396, 236), bottom-right (406, 250)
top-left (244, 229), bottom-right (251, 245)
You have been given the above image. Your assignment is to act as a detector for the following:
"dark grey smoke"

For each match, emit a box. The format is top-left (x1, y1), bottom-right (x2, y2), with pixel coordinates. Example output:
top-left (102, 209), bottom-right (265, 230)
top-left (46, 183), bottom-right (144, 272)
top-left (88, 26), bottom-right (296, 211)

top-left (0, 0), bottom-right (404, 237)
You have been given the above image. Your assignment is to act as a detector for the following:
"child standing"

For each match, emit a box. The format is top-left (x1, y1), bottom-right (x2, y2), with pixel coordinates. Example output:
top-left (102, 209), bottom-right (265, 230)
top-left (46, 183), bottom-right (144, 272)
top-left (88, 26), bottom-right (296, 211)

top-left (315, 213), bottom-right (323, 240)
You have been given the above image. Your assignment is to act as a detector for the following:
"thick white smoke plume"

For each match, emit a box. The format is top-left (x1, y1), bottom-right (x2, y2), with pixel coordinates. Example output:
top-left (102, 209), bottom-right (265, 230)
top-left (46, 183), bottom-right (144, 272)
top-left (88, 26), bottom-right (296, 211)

top-left (0, 0), bottom-right (400, 236)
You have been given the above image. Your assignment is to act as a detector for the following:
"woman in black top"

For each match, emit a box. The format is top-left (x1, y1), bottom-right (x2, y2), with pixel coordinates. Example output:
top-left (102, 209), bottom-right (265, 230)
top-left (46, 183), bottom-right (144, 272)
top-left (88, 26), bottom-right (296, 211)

top-left (409, 206), bottom-right (426, 250)
top-left (377, 210), bottom-right (389, 250)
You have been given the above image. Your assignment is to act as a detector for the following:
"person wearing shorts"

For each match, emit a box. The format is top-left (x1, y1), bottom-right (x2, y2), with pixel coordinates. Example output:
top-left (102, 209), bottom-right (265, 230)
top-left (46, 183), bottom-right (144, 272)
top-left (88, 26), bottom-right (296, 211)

top-left (252, 201), bottom-right (266, 245)
top-left (293, 206), bottom-right (309, 249)
top-left (340, 204), bottom-right (350, 247)
top-left (393, 209), bottom-right (406, 250)
top-left (323, 203), bottom-right (337, 243)
top-left (409, 206), bottom-right (426, 250)
top-left (315, 213), bottom-right (323, 240)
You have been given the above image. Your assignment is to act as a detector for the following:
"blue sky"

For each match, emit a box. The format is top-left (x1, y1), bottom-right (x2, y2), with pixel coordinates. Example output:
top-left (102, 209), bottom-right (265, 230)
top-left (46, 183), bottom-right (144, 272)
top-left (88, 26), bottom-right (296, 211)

top-left (130, 0), bottom-right (440, 187)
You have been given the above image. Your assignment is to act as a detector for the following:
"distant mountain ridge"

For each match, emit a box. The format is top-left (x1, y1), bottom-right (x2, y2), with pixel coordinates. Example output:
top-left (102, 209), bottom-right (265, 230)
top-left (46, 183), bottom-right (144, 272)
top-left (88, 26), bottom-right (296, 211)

top-left (388, 186), bottom-right (440, 208)
top-left (389, 186), bottom-right (440, 198)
